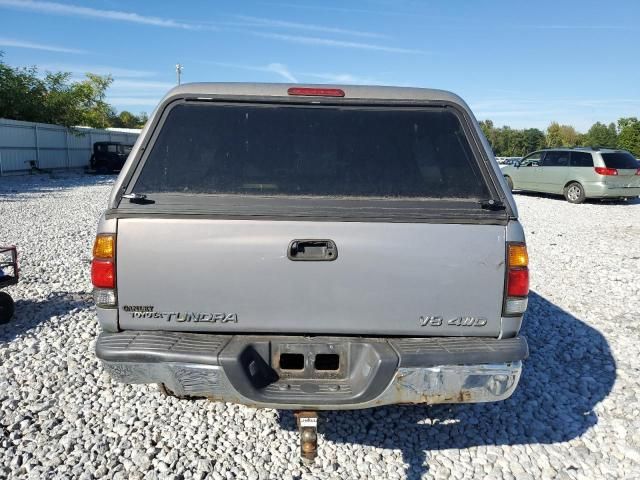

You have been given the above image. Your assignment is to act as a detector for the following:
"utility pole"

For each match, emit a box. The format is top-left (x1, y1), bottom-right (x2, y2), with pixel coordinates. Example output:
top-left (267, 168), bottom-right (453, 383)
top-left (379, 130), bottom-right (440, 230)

top-left (175, 63), bottom-right (183, 85)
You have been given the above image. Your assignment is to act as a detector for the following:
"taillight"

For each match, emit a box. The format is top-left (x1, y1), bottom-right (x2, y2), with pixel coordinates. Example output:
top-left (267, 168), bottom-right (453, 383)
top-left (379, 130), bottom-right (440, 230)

top-left (93, 234), bottom-right (114, 258)
top-left (91, 259), bottom-right (115, 288)
top-left (92, 234), bottom-right (117, 306)
top-left (507, 269), bottom-right (529, 296)
top-left (504, 243), bottom-right (529, 316)
top-left (594, 167), bottom-right (618, 176)
top-left (636, 168), bottom-right (640, 176)
top-left (287, 87), bottom-right (345, 97)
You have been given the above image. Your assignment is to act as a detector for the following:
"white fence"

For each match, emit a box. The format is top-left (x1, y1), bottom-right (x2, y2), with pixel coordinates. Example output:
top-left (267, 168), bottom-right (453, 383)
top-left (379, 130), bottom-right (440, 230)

top-left (0, 118), bottom-right (140, 175)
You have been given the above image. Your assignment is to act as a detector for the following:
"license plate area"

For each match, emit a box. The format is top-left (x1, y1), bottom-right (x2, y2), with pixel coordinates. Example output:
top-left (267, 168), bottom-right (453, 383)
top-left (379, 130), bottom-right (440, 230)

top-left (274, 342), bottom-right (348, 380)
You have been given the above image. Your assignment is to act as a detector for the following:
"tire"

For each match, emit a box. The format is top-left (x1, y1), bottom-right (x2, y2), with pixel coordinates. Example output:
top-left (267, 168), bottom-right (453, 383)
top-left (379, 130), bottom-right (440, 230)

top-left (564, 182), bottom-right (586, 204)
top-left (0, 291), bottom-right (15, 324)
top-left (504, 176), bottom-right (514, 192)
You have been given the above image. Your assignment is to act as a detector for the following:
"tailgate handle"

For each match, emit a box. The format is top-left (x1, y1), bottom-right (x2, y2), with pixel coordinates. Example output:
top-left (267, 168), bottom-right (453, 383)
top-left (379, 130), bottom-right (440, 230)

top-left (288, 239), bottom-right (338, 261)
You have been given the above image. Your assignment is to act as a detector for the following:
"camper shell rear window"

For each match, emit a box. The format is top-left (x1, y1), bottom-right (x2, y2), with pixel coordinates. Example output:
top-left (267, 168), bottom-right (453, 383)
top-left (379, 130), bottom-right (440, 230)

top-left (134, 103), bottom-right (490, 198)
top-left (122, 101), bottom-right (506, 222)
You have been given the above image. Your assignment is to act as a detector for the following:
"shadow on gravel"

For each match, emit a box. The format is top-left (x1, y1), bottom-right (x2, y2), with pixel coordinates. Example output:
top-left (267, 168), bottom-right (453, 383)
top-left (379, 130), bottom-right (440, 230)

top-left (0, 291), bottom-right (92, 344)
top-left (513, 191), bottom-right (640, 205)
top-left (277, 291), bottom-right (616, 479)
top-left (0, 173), bottom-right (114, 199)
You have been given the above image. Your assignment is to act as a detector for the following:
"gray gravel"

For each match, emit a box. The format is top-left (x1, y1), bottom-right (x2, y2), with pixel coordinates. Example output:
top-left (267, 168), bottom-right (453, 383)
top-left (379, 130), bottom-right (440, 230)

top-left (1, 173), bottom-right (639, 479)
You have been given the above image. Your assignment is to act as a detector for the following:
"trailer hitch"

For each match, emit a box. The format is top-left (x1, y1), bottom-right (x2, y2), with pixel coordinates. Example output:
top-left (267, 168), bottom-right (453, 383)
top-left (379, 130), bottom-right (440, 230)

top-left (295, 411), bottom-right (319, 463)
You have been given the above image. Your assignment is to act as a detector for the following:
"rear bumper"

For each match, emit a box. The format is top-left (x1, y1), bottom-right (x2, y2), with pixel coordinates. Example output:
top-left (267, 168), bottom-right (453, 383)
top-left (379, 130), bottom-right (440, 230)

top-left (96, 332), bottom-right (528, 410)
top-left (584, 182), bottom-right (640, 198)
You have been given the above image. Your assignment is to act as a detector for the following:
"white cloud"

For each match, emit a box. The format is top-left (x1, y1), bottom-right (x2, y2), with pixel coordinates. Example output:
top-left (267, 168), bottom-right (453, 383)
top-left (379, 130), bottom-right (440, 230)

top-left (0, 0), bottom-right (207, 30)
top-left (37, 64), bottom-right (156, 78)
top-left (110, 79), bottom-right (175, 91)
top-left (250, 31), bottom-right (424, 54)
top-left (206, 61), bottom-right (298, 82)
top-left (265, 63), bottom-right (297, 82)
top-left (231, 15), bottom-right (387, 39)
top-left (108, 97), bottom-right (161, 107)
top-left (206, 61), bottom-right (384, 85)
top-left (0, 37), bottom-right (85, 53)
top-left (470, 97), bottom-right (640, 131)
top-left (521, 24), bottom-right (630, 30)
top-left (259, 2), bottom-right (438, 19)
top-left (302, 72), bottom-right (381, 85)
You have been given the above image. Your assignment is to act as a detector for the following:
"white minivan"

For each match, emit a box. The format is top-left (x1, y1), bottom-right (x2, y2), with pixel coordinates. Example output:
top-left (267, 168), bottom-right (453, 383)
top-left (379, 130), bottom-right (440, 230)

top-left (501, 148), bottom-right (640, 203)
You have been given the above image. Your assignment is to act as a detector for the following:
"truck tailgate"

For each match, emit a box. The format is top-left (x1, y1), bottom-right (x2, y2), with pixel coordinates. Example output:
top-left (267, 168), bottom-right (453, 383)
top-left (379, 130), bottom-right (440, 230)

top-left (116, 218), bottom-right (506, 336)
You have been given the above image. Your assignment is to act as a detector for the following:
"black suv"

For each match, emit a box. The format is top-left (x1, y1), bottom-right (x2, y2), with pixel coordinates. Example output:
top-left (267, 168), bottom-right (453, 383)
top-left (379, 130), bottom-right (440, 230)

top-left (90, 142), bottom-right (132, 174)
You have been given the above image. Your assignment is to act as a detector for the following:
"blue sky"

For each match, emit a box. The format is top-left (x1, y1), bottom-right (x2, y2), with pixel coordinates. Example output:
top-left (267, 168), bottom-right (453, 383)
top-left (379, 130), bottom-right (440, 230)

top-left (0, 0), bottom-right (638, 131)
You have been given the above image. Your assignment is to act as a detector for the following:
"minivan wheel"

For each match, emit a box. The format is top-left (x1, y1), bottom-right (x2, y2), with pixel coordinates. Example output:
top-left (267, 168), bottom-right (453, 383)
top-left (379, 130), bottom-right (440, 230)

top-left (504, 176), bottom-right (514, 192)
top-left (564, 182), bottom-right (586, 204)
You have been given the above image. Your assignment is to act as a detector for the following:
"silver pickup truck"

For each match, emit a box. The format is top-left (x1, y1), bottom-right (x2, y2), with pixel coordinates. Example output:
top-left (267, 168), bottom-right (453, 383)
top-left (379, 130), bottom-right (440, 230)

top-left (91, 84), bottom-right (529, 453)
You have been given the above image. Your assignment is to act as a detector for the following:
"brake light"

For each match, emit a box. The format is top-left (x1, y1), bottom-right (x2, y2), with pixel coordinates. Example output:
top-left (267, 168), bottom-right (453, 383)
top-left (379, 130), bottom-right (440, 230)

top-left (594, 167), bottom-right (618, 176)
top-left (504, 243), bottom-right (529, 316)
top-left (91, 259), bottom-right (115, 288)
top-left (507, 269), bottom-right (529, 296)
top-left (287, 87), bottom-right (345, 97)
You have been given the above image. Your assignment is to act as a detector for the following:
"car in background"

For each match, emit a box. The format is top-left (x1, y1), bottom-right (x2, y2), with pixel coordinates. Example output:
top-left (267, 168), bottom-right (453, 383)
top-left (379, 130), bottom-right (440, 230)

top-left (501, 147), bottom-right (640, 203)
top-left (498, 157), bottom-right (522, 169)
top-left (90, 142), bottom-right (133, 174)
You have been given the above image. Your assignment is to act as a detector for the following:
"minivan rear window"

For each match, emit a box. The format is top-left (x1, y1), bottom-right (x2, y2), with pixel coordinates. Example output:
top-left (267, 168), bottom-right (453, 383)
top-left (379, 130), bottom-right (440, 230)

top-left (602, 152), bottom-right (639, 170)
top-left (133, 103), bottom-right (490, 200)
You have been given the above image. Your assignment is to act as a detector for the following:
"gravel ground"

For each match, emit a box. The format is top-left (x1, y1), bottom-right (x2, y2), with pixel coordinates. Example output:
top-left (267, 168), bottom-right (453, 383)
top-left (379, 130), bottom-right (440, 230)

top-left (1, 173), bottom-right (639, 479)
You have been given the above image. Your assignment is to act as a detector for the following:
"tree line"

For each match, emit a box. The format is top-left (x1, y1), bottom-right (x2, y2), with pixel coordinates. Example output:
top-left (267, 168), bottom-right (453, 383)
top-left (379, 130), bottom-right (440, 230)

top-left (480, 118), bottom-right (640, 158)
top-left (0, 53), bottom-right (148, 129)
top-left (1, 54), bottom-right (639, 155)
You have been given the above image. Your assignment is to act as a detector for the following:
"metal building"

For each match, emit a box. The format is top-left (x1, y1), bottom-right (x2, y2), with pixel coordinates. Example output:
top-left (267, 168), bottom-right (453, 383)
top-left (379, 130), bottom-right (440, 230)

top-left (0, 118), bottom-right (140, 175)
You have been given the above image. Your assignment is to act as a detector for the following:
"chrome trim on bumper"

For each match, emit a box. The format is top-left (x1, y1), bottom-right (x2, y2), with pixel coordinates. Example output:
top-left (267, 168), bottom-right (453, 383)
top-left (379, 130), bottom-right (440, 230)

top-left (100, 360), bottom-right (522, 410)
top-left (97, 332), bottom-right (527, 410)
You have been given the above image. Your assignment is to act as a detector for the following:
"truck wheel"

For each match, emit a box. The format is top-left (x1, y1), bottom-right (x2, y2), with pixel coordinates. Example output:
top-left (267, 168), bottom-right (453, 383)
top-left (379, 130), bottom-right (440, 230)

top-left (504, 176), bottom-right (514, 192)
top-left (564, 182), bottom-right (586, 204)
top-left (0, 292), bottom-right (15, 324)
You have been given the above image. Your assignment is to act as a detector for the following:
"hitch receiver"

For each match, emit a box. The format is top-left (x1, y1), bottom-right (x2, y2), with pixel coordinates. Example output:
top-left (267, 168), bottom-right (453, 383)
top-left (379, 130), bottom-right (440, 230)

top-left (295, 411), bottom-right (319, 463)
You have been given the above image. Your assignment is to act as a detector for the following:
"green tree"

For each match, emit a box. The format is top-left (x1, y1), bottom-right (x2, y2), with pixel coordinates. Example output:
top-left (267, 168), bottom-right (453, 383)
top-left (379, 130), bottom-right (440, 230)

top-left (0, 60), bottom-right (47, 122)
top-left (546, 122), bottom-right (563, 147)
top-left (617, 117), bottom-right (640, 157)
top-left (479, 121), bottom-right (545, 156)
top-left (0, 54), bottom-right (115, 128)
top-left (0, 52), bottom-right (154, 131)
top-left (109, 110), bottom-right (148, 128)
top-left (479, 119), bottom-right (497, 148)
top-left (585, 122), bottom-right (618, 148)
top-left (546, 122), bottom-right (581, 147)
top-left (522, 128), bottom-right (546, 155)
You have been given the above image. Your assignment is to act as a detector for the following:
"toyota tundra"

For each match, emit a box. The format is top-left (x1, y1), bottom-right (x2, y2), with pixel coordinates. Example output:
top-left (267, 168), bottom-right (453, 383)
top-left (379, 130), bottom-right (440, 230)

top-left (92, 83), bottom-right (529, 420)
